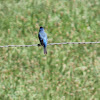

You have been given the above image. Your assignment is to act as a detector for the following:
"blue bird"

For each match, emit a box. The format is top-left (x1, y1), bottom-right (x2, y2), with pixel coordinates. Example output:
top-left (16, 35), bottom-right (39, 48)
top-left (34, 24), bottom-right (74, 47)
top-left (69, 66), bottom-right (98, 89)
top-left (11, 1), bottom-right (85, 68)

top-left (38, 27), bottom-right (48, 54)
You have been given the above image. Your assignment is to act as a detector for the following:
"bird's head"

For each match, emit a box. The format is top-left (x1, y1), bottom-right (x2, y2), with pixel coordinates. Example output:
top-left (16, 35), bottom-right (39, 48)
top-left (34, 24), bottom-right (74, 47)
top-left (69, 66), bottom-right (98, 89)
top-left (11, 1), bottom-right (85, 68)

top-left (39, 27), bottom-right (44, 31)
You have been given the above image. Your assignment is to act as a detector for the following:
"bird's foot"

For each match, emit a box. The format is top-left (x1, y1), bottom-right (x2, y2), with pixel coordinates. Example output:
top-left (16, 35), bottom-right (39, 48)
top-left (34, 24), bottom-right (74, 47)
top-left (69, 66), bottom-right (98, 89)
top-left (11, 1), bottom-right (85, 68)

top-left (38, 44), bottom-right (41, 46)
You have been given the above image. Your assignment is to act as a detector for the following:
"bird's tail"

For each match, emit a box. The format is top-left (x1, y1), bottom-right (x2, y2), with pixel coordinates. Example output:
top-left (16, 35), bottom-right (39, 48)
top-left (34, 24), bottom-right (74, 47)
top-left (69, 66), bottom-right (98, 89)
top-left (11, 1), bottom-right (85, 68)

top-left (44, 47), bottom-right (47, 54)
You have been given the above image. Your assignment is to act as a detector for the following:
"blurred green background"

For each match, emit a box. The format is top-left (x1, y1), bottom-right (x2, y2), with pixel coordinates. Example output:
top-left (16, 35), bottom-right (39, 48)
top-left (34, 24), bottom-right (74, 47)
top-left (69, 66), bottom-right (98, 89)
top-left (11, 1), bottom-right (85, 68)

top-left (0, 0), bottom-right (100, 99)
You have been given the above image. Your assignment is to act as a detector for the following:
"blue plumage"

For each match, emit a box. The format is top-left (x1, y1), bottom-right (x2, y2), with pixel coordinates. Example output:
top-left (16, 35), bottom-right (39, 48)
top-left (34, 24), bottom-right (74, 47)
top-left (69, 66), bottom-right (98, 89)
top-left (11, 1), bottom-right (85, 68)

top-left (38, 27), bottom-right (47, 54)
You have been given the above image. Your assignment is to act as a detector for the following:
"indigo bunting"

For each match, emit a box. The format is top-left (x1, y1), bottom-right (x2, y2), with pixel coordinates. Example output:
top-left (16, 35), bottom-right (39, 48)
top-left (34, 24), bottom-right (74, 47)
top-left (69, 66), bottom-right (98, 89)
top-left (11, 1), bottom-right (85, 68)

top-left (38, 27), bottom-right (48, 54)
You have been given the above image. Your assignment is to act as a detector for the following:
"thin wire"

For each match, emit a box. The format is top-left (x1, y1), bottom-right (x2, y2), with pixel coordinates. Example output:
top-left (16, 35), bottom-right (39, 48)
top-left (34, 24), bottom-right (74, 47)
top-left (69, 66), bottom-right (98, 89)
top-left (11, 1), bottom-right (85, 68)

top-left (0, 42), bottom-right (99, 48)
top-left (48, 42), bottom-right (100, 45)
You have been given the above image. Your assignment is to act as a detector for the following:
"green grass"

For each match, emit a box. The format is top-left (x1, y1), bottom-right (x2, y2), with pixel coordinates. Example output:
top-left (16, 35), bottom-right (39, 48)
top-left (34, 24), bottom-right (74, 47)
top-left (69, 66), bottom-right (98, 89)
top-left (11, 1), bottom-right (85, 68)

top-left (0, 0), bottom-right (100, 99)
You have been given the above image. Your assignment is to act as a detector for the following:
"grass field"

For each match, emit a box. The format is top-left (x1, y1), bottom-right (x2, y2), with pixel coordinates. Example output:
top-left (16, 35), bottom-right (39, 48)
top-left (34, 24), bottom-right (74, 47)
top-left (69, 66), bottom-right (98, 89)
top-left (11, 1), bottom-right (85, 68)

top-left (0, 0), bottom-right (100, 99)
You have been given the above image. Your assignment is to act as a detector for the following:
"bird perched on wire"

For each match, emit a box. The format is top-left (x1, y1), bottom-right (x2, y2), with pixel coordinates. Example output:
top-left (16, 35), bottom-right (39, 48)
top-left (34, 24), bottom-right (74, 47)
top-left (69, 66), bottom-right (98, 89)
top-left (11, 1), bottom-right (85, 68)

top-left (38, 27), bottom-right (48, 54)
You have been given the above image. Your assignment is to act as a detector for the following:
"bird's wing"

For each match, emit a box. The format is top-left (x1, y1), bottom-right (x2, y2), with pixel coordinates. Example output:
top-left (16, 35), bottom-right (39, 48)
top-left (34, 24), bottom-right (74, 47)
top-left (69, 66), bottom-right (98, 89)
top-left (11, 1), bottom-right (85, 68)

top-left (39, 31), bottom-right (47, 40)
top-left (38, 32), bottom-right (44, 46)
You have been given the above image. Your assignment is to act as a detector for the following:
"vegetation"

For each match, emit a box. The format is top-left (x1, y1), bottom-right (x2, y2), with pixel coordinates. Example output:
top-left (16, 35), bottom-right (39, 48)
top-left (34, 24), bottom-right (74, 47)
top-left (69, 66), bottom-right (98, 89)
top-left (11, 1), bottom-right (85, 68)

top-left (0, 0), bottom-right (100, 99)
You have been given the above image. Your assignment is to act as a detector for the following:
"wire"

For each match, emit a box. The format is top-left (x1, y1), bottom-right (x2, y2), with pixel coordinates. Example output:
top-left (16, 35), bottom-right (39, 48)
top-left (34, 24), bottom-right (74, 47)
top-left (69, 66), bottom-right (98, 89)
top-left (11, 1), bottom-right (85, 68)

top-left (48, 42), bottom-right (100, 45)
top-left (0, 42), bottom-right (99, 48)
